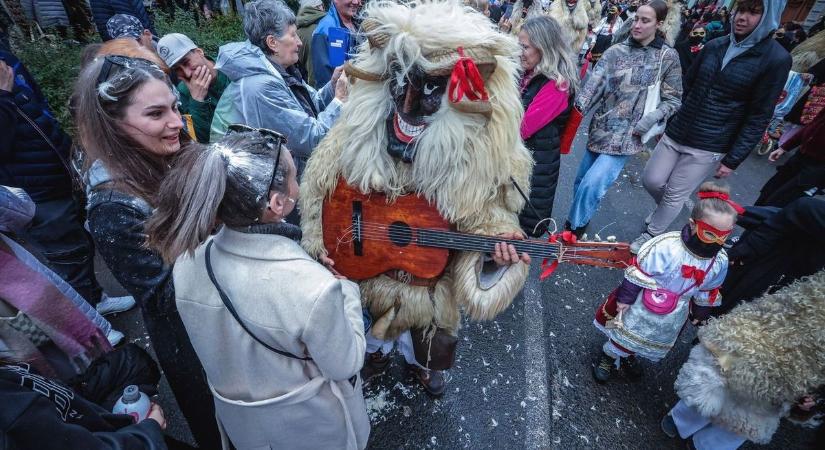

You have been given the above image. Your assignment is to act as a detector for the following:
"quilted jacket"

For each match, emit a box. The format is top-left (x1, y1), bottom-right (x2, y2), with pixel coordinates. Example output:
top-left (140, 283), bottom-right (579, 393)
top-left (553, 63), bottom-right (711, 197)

top-left (665, 36), bottom-right (791, 169)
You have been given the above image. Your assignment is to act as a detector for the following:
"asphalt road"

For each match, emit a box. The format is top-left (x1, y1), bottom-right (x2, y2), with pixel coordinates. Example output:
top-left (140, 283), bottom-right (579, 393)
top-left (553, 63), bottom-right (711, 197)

top-left (102, 125), bottom-right (817, 449)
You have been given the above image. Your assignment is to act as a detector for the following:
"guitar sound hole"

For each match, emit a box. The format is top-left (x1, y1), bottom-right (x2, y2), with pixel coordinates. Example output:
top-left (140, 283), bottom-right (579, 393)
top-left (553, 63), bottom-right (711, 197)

top-left (388, 222), bottom-right (413, 247)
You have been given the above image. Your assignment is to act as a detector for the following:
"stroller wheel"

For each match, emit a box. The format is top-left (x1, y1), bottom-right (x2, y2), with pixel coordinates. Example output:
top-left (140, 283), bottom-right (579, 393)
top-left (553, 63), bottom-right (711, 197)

top-left (756, 138), bottom-right (774, 156)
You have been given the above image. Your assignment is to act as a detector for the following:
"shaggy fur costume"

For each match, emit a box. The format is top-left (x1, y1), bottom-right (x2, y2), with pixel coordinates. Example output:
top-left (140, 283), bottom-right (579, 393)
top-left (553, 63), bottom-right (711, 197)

top-left (791, 30), bottom-right (825, 73)
top-left (300, 0), bottom-right (533, 341)
top-left (548, 0), bottom-right (590, 54)
top-left (586, 0), bottom-right (602, 30)
top-left (674, 270), bottom-right (825, 443)
top-left (503, 0), bottom-right (546, 35)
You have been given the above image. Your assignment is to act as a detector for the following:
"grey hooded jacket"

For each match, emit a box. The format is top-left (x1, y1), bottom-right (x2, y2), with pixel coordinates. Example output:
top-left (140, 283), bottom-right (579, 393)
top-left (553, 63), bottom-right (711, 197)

top-left (210, 41), bottom-right (342, 173)
top-left (722, 0), bottom-right (786, 68)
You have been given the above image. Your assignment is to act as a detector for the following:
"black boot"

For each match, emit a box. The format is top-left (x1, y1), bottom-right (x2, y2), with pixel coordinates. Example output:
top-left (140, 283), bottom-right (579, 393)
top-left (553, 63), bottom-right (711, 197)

top-left (408, 365), bottom-right (446, 396)
top-left (592, 352), bottom-right (615, 383)
top-left (564, 220), bottom-right (588, 240)
top-left (360, 351), bottom-right (390, 382)
top-left (621, 355), bottom-right (643, 379)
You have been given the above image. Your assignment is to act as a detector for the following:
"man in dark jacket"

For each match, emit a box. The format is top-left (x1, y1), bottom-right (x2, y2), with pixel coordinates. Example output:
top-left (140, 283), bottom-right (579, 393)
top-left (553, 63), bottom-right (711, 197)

top-left (712, 197), bottom-right (825, 317)
top-left (0, 48), bottom-right (105, 307)
top-left (89, 0), bottom-right (155, 41)
top-left (632, 0), bottom-right (791, 253)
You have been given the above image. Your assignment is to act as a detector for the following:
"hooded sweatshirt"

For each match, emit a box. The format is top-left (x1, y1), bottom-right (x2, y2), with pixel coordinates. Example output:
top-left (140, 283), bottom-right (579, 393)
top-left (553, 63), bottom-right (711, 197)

top-left (297, 6), bottom-right (327, 87)
top-left (722, 0), bottom-right (786, 69)
top-left (210, 41), bottom-right (341, 172)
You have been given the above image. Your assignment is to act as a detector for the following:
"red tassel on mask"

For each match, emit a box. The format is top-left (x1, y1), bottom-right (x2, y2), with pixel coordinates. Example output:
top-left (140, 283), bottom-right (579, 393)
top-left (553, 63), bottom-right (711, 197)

top-left (448, 47), bottom-right (489, 104)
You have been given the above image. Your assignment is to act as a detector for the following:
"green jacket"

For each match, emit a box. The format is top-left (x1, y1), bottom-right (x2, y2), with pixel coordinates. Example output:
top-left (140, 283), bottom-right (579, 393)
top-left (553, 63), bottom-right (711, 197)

top-left (297, 6), bottom-right (326, 87)
top-left (178, 68), bottom-right (229, 143)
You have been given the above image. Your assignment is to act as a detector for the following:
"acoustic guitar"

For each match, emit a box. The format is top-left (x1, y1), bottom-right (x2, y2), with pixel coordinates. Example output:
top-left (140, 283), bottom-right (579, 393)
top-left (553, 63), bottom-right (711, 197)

top-left (322, 181), bottom-right (634, 281)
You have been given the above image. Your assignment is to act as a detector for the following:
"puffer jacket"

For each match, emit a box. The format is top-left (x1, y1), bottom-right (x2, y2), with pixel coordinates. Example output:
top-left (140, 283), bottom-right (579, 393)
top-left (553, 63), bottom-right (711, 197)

top-left (519, 74), bottom-right (570, 237)
top-left (89, 0), bottom-right (155, 41)
top-left (665, 37), bottom-right (792, 170)
top-left (20, 0), bottom-right (69, 28)
top-left (0, 49), bottom-right (73, 203)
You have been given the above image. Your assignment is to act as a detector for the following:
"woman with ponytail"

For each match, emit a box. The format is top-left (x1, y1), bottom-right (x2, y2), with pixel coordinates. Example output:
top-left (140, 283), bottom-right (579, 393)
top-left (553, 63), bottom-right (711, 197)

top-left (74, 55), bottom-right (219, 448)
top-left (145, 130), bottom-right (369, 450)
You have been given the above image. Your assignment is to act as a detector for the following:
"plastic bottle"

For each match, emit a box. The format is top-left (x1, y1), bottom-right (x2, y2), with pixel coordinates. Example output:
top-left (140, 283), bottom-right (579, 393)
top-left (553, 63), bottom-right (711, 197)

top-left (112, 385), bottom-right (151, 423)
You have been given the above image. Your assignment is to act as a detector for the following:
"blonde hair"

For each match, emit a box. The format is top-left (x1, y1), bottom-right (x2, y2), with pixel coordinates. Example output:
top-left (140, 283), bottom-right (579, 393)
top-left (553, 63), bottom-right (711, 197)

top-left (692, 181), bottom-right (738, 221)
top-left (521, 16), bottom-right (579, 93)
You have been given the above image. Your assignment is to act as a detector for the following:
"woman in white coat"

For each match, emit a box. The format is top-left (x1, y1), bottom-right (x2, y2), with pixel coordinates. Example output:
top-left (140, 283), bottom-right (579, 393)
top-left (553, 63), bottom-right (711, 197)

top-left (145, 128), bottom-right (369, 450)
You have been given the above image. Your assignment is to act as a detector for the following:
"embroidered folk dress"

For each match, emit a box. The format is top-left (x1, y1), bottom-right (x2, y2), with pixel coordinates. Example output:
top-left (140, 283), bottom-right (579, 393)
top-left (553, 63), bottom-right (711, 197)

top-left (595, 231), bottom-right (728, 361)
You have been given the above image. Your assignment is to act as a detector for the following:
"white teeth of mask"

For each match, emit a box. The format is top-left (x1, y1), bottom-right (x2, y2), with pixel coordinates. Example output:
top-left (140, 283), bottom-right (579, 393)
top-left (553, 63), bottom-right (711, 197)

top-left (398, 115), bottom-right (424, 136)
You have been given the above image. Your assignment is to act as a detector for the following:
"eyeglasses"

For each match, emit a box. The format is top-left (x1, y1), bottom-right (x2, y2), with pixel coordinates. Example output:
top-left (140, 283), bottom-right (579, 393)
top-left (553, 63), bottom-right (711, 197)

top-left (226, 124), bottom-right (287, 193)
top-left (695, 220), bottom-right (732, 245)
top-left (96, 55), bottom-right (159, 86)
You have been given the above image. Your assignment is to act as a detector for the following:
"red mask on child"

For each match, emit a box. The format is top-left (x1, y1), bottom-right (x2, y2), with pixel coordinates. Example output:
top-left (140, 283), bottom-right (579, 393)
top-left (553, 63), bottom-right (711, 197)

top-left (694, 220), bottom-right (732, 245)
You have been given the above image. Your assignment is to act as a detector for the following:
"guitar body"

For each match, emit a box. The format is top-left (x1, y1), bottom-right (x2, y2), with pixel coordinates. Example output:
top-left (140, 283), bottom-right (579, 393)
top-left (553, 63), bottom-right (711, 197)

top-left (322, 181), bottom-right (451, 280)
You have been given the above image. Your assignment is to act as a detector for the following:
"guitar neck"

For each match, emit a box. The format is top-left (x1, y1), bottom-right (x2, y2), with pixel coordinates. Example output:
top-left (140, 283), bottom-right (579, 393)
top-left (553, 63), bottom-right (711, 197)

top-left (416, 228), bottom-right (560, 258)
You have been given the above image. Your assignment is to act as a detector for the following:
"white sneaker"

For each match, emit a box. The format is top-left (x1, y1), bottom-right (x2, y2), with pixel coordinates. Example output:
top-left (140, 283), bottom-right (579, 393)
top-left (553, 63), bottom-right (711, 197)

top-left (630, 232), bottom-right (654, 254)
top-left (107, 329), bottom-right (125, 346)
top-left (96, 294), bottom-right (136, 316)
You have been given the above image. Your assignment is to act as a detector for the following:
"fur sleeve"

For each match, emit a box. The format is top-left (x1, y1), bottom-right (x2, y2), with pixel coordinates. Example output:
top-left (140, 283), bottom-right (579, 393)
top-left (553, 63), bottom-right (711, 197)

top-left (451, 200), bottom-right (529, 321)
top-left (299, 135), bottom-right (344, 259)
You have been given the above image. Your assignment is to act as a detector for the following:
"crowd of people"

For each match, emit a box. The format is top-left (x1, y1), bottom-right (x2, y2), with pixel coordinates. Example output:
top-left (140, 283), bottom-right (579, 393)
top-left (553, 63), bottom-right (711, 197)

top-left (1, 0), bottom-right (824, 449)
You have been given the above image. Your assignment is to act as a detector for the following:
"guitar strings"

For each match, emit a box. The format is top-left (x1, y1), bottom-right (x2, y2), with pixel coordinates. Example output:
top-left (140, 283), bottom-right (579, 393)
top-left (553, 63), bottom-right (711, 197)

top-left (343, 230), bottom-right (606, 262)
top-left (350, 222), bottom-right (619, 258)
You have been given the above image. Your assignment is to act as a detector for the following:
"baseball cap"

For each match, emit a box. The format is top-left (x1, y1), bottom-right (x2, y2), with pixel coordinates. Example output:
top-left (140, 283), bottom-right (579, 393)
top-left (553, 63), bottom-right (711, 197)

top-left (157, 33), bottom-right (199, 68)
top-left (106, 14), bottom-right (144, 40)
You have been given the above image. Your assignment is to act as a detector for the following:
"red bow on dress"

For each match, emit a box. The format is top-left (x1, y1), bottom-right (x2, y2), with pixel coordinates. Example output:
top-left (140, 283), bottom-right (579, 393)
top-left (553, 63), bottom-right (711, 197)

top-left (697, 191), bottom-right (745, 215)
top-left (448, 47), bottom-right (489, 104)
top-left (681, 265), bottom-right (706, 285)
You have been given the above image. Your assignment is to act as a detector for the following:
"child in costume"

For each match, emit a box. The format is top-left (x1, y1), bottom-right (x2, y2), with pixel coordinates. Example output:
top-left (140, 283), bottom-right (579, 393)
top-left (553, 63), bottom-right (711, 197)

top-left (592, 181), bottom-right (740, 382)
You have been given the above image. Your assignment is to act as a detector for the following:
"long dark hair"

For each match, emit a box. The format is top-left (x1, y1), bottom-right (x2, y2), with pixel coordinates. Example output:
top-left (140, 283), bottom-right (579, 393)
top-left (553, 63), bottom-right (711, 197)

top-left (73, 56), bottom-right (179, 202)
top-left (145, 132), bottom-right (293, 264)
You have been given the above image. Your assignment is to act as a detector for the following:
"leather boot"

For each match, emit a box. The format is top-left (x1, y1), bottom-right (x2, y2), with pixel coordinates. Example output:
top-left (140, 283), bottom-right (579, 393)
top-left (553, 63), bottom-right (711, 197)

top-left (360, 351), bottom-right (390, 382)
top-left (408, 364), bottom-right (446, 396)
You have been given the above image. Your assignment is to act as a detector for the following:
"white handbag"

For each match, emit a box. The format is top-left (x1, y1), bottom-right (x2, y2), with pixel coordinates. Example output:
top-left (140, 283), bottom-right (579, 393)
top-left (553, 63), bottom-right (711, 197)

top-left (640, 49), bottom-right (669, 144)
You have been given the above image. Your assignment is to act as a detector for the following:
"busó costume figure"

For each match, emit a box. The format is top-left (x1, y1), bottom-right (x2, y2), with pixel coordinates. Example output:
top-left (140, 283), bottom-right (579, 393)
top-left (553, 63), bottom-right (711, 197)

top-left (300, 0), bottom-right (533, 395)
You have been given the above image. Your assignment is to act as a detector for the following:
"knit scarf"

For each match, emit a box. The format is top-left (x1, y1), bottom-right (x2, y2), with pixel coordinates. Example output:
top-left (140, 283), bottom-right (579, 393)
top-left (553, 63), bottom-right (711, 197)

top-left (0, 247), bottom-right (111, 373)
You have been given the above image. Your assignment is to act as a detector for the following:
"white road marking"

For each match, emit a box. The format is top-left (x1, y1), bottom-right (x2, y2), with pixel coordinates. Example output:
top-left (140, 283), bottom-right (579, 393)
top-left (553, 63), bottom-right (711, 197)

top-left (523, 264), bottom-right (553, 449)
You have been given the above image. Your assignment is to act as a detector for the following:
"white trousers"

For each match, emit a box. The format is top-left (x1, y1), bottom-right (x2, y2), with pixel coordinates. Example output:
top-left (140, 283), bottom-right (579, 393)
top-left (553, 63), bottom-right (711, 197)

top-left (670, 399), bottom-right (747, 450)
top-left (365, 331), bottom-right (424, 368)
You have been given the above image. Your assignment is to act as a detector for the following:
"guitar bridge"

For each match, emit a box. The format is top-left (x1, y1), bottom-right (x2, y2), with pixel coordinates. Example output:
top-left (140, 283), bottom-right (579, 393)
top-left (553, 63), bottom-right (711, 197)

top-left (352, 200), bottom-right (363, 256)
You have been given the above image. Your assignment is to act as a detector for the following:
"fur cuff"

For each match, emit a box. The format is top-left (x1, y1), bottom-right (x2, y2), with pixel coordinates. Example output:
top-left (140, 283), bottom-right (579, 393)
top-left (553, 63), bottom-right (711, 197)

top-left (452, 251), bottom-right (529, 321)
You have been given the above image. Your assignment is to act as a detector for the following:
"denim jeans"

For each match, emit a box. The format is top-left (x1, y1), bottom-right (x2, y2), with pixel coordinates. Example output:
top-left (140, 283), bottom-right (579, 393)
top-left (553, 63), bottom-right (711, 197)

top-left (567, 150), bottom-right (630, 229)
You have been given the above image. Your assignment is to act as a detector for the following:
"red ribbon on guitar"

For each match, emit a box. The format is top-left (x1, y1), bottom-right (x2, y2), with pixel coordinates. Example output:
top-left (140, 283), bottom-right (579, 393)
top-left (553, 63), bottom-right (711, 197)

top-left (448, 47), bottom-right (489, 104)
top-left (539, 231), bottom-right (577, 280)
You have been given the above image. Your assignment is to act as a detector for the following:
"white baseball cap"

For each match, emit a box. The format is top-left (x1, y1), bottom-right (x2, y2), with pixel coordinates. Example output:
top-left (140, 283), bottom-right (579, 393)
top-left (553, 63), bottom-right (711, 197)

top-left (157, 33), bottom-right (198, 68)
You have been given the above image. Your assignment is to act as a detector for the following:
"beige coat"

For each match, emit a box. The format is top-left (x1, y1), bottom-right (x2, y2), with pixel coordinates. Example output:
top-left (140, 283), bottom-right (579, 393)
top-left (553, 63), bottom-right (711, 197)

top-left (173, 227), bottom-right (369, 450)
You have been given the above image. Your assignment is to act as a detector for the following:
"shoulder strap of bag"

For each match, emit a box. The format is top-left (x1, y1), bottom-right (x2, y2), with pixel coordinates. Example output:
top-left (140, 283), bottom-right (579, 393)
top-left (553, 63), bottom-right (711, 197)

top-left (655, 48), bottom-right (669, 82)
top-left (205, 240), bottom-right (312, 361)
top-left (13, 105), bottom-right (72, 172)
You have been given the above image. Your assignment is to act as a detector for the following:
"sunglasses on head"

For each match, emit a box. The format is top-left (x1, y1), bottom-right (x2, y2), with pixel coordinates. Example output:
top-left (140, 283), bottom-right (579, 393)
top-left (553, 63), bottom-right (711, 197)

top-left (226, 124), bottom-right (288, 192)
top-left (96, 55), bottom-right (159, 86)
top-left (694, 219), bottom-right (732, 245)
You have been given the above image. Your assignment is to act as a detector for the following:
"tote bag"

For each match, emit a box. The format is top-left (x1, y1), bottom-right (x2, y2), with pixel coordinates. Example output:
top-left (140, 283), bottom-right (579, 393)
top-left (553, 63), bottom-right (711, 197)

top-left (640, 49), bottom-right (669, 144)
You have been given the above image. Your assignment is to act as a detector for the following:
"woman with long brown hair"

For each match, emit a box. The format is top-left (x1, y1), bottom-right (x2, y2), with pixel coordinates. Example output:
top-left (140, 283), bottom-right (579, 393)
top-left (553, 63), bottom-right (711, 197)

top-left (73, 55), bottom-right (220, 448)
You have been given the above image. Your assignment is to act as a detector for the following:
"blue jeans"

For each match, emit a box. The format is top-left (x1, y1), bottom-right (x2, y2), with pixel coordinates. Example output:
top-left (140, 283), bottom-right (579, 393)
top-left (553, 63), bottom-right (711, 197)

top-left (567, 150), bottom-right (629, 229)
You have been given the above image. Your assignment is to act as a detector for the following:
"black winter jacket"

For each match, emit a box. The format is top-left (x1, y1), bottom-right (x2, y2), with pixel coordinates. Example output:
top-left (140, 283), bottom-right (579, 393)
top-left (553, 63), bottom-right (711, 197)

top-left (665, 36), bottom-right (791, 169)
top-left (0, 363), bottom-right (166, 450)
top-left (518, 74), bottom-right (571, 237)
top-left (89, 0), bottom-right (156, 41)
top-left (0, 50), bottom-right (73, 202)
